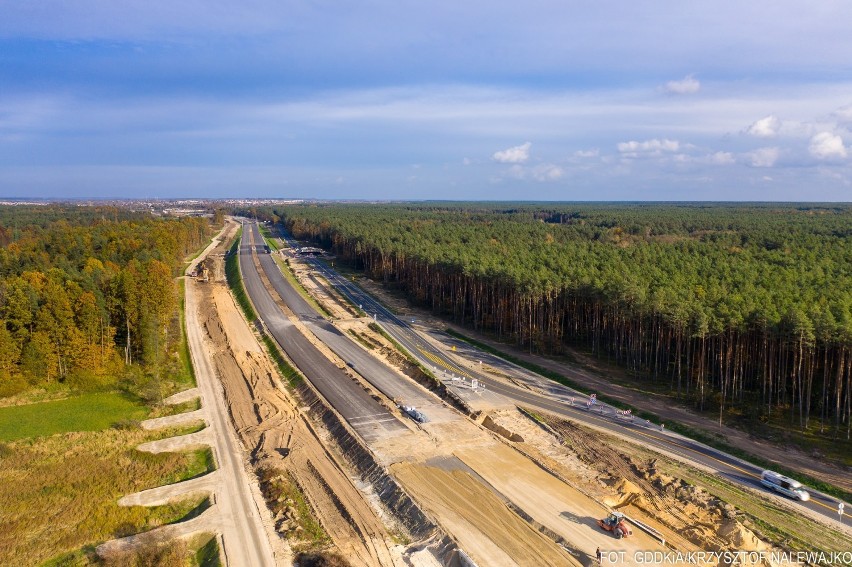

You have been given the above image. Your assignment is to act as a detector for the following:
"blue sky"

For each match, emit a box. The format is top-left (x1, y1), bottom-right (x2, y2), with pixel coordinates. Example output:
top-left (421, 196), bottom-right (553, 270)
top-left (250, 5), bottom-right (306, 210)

top-left (1, 1), bottom-right (851, 200)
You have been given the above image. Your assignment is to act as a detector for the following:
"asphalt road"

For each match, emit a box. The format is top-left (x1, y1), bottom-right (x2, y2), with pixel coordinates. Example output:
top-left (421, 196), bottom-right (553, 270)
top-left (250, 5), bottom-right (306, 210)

top-left (239, 222), bottom-right (406, 442)
top-left (247, 223), bottom-right (455, 424)
top-left (280, 228), bottom-right (850, 528)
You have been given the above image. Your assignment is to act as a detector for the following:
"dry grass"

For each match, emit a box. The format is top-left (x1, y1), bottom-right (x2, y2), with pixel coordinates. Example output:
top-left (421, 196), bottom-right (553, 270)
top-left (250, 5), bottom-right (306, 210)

top-left (0, 426), bottom-right (211, 565)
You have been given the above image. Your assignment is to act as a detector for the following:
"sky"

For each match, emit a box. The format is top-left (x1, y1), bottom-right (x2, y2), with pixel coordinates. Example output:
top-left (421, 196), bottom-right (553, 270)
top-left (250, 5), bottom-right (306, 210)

top-left (1, 1), bottom-right (851, 201)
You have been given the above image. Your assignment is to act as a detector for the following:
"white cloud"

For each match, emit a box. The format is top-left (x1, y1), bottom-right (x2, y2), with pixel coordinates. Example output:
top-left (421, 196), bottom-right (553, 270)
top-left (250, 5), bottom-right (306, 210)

top-left (664, 75), bottom-right (700, 95)
top-left (532, 164), bottom-right (564, 181)
top-left (492, 141), bottom-right (531, 163)
top-left (747, 147), bottom-right (779, 167)
top-left (809, 132), bottom-right (847, 159)
top-left (833, 104), bottom-right (852, 126)
top-left (498, 162), bottom-right (564, 182)
top-left (617, 138), bottom-right (680, 157)
top-left (745, 115), bottom-right (781, 137)
top-left (710, 151), bottom-right (735, 165)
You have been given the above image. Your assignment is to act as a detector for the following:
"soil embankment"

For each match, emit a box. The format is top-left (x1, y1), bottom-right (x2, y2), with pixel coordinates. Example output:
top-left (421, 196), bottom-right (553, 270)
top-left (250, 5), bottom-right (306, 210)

top-left (200, 253), bottom-right (405, 566)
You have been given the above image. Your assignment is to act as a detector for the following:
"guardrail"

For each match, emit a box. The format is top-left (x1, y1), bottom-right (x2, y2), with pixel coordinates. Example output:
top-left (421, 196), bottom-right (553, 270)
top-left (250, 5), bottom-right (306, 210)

top-left (623, 512), bottom-right (667, 547)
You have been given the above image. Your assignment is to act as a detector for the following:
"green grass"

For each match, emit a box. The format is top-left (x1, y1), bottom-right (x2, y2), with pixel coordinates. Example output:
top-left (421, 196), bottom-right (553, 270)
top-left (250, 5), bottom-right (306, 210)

top-left (148, 397), bottom-right (202, 419)
top-left (348, 329), bottom-right (376, 350)
top-left (273, 256), bottom-right (333, 318)
top-left (0, 427), bottom-right (215, 565)
top-left (42, 526), bottom-right (218, 567)
top-left (448, 327), bottom-right (852, 504)
top-left (163, 447), bottom-right (216, 483)
top-left (257, 467), bottom-right (328, 550)
top-left (225, 229), bottom-right (258, 322)
top-left (0, 392), bottom-right (148, 442)
top-left (369, 323), bottom-right (441, 388)
top-left (178, 279), bottom-right (197, 388)
top-left (261, 335), bottom-right (302, 387)
top-left (258, 224), bottom-right (280, 252)
top-left (194, 533), bottom-right (222, 567)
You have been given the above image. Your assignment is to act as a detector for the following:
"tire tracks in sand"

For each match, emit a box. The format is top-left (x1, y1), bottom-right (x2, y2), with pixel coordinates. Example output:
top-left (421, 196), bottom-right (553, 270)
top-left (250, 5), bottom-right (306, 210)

top-left (201, 271), bottom-right (403, 567)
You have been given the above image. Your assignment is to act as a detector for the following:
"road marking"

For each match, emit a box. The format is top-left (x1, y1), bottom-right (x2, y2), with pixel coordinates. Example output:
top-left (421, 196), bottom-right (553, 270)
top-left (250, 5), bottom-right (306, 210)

top-left (348, 413), bottom-right (394, 423)
top-left (418, 348), bottom-right (473, 379)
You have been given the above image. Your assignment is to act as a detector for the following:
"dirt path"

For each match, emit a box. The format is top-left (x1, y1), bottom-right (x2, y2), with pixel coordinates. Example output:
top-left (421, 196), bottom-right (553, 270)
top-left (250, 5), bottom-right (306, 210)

top-left (274, 247), bottom-right (695, 566)
top-left (101, 220), bottom-right (279, 566)
top-left (184, 255), bottom-right (280, 567)
top-left (391, 462), bottom-right (575, 567)
top-left (200, 261), bottom-right (403, 566)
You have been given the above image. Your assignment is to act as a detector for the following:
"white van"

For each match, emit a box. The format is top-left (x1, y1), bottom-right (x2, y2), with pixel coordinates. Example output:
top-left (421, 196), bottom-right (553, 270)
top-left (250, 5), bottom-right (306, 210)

top-left (761, 470), bottom-right (810, 501)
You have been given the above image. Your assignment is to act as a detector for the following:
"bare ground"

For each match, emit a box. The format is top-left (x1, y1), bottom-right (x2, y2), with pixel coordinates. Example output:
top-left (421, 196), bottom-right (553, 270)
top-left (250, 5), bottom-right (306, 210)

top-left (281, 251), bottom-right (669, 566)
top-left (100, 219), bottom-right (279, 566)
top-left (199, 259), bottom-right (405, 566)
top-left (486, 408), bottom-right (852, 564)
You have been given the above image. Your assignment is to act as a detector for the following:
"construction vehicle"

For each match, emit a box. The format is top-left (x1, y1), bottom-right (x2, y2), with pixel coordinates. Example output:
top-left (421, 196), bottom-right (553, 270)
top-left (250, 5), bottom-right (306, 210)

top-left (598, 512), bottom-right (632, 538)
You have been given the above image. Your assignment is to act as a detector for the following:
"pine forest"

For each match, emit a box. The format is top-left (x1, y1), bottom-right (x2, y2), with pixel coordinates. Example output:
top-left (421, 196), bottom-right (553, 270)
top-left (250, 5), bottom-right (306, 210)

top-left (257, 203), bottom-right (852, 441)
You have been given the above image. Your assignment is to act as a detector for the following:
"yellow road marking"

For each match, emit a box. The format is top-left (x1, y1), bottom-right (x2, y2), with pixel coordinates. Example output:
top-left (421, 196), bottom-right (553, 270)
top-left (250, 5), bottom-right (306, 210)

top-left (418, 348), bottom-right (473, 379)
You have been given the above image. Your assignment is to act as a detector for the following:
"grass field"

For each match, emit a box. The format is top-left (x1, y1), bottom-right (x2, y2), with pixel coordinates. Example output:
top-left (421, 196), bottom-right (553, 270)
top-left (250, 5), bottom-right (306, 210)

top-left (0, 426), bottom-right (212, 565)
top-left (0, 392), bottom-right (148, 442)
top-left (225, 229), bottom-right (258, 321)
top-left (178, 278), bottom-right (198, 389)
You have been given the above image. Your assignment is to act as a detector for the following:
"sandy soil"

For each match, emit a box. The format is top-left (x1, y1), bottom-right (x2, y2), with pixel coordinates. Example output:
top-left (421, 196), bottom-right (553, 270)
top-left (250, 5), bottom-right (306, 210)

top-left (199, 258), bottom-right (405, 566)
top-left (450, 323), bottom-right (852, 494)
top-left (489, 408), bottom-right (825, 566)
top-left (279, 248), bottom-right (667, 566)
top-left (391, 462), bottom-right (575, 567)
top-left (346, 272), bottom-right (852, 496)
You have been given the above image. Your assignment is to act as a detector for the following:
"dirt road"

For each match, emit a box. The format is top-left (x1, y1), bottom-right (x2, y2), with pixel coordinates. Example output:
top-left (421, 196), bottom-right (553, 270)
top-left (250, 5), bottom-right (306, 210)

top-left (200, 248), bottom-right (404, 565)
top-left (185, 252), bottom-right (278, 566)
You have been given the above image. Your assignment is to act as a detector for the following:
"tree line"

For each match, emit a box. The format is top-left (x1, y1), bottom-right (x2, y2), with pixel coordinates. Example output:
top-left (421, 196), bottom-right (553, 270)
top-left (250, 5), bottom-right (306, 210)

top-left (248, 203), bottom-right (852, 439)
top-left (0, 206), bottom-right (210, 396)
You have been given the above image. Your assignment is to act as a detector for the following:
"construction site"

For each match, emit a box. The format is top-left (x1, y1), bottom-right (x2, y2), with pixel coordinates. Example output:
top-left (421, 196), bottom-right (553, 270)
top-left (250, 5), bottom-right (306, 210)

top-left (103, 219), bottom-right (851, 567)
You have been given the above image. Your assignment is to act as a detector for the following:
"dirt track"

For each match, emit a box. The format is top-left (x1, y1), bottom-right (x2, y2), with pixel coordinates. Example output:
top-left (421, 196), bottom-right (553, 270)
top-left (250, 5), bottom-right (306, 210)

top-left (199, 248), bottom-right (404, 566)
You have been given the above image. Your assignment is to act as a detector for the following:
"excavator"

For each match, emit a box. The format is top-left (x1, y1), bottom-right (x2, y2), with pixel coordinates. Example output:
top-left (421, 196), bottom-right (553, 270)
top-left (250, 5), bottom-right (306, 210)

top-left (598, 512), bottom-right (632, 539)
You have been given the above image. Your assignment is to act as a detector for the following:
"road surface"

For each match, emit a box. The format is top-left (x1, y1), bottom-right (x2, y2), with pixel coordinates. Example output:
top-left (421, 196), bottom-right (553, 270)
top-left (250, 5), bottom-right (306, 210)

top-left (247, 222), bottom-right (456, 425)
top-left (238, 222), bottom-right (408, 442)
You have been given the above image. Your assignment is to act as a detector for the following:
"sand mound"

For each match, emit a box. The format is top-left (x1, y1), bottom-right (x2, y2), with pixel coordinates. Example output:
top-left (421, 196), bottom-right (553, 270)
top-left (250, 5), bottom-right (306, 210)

top-left (603, 477), bottom-right (644, 508)
top-left (717, 519), bottom-right (769, 552)
top-left (478, 414), bottom-right (524, 442)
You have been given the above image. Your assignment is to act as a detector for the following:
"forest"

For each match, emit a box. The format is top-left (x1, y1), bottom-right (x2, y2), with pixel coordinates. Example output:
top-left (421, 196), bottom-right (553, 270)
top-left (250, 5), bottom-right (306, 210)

top-left (0, 206), bottom-right (210, 397)
top-left (248, 202), bottom-right (852, 440)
